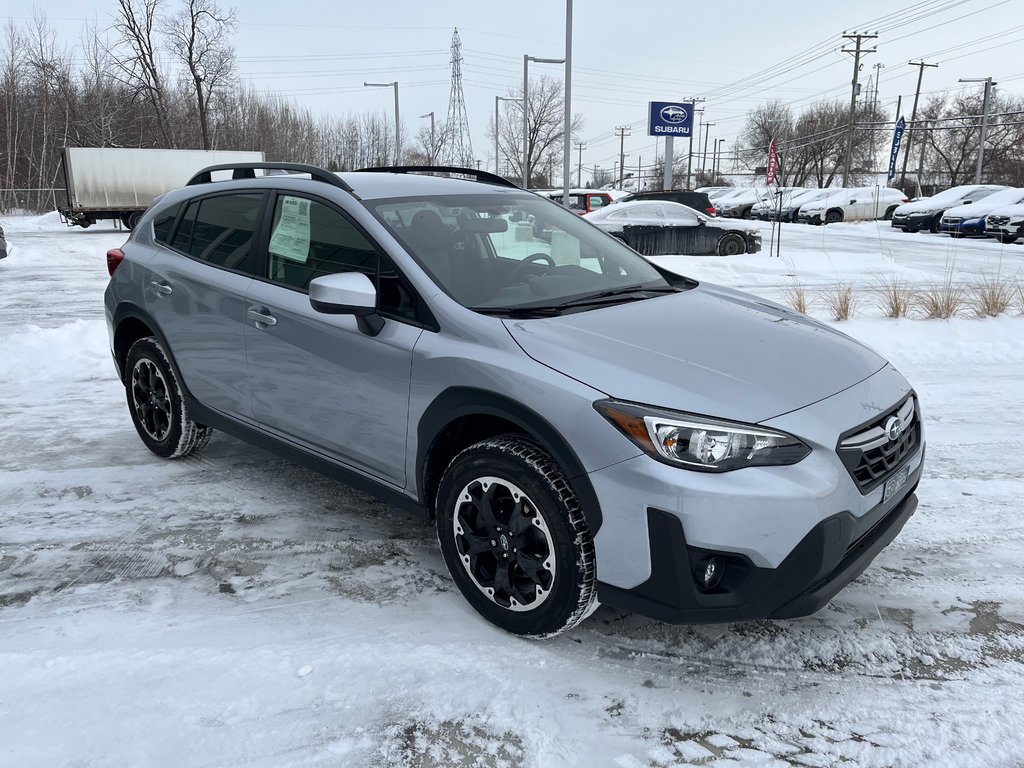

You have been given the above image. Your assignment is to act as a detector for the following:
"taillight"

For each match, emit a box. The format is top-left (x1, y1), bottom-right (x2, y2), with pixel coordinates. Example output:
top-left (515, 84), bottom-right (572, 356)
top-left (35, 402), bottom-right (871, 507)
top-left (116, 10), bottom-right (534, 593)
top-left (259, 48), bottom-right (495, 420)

top-left (107, 248), bottom-right (125, 276)
top-left (707, 207), bottom-right (717, 215)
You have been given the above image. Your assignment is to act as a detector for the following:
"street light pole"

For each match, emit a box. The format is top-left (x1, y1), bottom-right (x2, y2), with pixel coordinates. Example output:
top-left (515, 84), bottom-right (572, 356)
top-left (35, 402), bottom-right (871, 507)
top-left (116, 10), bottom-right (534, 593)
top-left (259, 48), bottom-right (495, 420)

top-left (522, 54), bottom-right (565, 188)
top-left (561, 0), bottom-right (574, 208)
top-left (701, 122), bottom-right (715, 179)
top-left (419, 112), bottom-right (435, 164)
top-left (960, 76), bottom-right (997, 184)
top-left (364, 81), bottom-right (400, 164)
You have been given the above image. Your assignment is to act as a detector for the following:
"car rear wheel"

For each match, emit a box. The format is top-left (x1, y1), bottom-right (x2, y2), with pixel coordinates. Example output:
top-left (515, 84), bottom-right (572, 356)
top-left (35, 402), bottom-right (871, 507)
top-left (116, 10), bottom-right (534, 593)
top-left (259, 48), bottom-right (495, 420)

top-left (717, 233), bottom-right (746, 256)
top-left (435, 435), bottom-right (597, 637)
top-left (929, 215), bottom-right (941, 233)
top-left (125, 337), bottom-right (212, 459)
top-left (884, 206), bottom-right (898, 220)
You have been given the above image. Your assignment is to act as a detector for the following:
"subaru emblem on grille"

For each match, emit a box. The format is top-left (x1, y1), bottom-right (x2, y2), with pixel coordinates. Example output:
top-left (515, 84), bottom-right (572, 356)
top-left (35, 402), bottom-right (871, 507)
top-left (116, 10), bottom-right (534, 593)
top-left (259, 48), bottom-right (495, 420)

top-left (885, 416), bottom-right (904, 442)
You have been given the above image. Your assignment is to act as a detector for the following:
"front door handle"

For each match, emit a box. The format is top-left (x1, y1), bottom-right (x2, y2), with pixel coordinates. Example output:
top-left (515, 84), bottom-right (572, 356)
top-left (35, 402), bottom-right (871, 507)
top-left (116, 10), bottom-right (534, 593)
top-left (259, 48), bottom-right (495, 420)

top-left (150, 281), bottom-right (172, 296)
top-left (247, 308), bottom-right (278, 328)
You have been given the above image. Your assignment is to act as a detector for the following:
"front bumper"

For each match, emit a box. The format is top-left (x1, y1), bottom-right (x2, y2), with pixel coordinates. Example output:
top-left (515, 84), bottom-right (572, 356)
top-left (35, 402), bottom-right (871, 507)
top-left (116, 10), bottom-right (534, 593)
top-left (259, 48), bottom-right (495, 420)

top-left (597, 455), bottom-right (921, 623)
top-left (589, 364), bottom-right (923, 623)
top-left (891, 212), bottom-right (934, 231)
top-left (798, 212), bottom-right (823, 225)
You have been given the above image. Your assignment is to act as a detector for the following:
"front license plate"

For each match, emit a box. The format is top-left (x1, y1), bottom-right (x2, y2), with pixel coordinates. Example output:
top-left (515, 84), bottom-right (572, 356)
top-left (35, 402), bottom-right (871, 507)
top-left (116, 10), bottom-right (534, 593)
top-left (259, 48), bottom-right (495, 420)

top-left (883, 464), bottom-right (911, 503)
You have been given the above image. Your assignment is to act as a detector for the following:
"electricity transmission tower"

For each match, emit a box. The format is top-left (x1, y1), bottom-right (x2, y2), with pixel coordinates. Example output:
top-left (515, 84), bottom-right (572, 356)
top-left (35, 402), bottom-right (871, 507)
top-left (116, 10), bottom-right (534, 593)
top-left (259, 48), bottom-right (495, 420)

top-left (441, 28), bottom-right (473, 167)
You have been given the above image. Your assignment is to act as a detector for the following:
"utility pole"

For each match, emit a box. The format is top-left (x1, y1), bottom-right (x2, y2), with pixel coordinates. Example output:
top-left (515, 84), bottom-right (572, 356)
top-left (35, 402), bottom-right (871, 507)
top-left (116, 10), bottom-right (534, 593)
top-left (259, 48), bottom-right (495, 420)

top-left (899, 60), bottom-right (938, 190)
top-left (872, 62), bottom-right (884, 111)
top-left (573, 140), bottom-right (586, 186)
top-left (686, 102), bottom-right (705, 188)
top-left (615, 126), bottom-right (631, 187)
top-left (960, 76), bottom-right (996, 184)
top-left (840, 32), bottom-right (877, 189)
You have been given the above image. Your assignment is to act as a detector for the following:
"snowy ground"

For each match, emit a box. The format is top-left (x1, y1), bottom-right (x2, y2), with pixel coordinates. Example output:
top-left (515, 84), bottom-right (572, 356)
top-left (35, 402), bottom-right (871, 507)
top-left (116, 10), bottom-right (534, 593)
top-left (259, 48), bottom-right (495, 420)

top-left (2, 213), bottom-right (1024, 768)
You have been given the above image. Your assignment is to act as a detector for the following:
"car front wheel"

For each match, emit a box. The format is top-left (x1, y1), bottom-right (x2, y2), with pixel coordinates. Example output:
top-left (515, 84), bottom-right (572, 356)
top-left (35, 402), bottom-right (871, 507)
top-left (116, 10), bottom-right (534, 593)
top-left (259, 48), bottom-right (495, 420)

top-left (125, 337), bottom-right (212, 458)
top-left (435, 435), bottom-right (598, 637)
top-left (717, 233), bottom-right (746, 256)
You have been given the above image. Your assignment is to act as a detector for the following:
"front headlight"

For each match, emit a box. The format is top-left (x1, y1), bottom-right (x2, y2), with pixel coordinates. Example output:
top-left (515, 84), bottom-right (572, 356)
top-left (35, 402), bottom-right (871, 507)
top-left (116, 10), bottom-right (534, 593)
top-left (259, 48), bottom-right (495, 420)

top-left (595, 400), bottom-right (810, 472)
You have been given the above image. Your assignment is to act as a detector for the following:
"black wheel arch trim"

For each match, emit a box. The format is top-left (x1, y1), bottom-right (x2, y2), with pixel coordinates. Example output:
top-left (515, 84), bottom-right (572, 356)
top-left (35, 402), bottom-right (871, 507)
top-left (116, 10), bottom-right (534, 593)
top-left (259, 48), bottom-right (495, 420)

top-left (111, 303), bottom-right (183, 386)
top-left (417, 386), bottom-right (603, 534)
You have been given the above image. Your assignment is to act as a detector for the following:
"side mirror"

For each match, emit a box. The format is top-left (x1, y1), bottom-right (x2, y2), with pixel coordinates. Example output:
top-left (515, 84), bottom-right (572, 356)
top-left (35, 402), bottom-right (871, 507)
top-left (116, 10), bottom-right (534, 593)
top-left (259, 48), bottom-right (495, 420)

top-left (309, 272), bottom-right (384, 336)
top-left (849, 199), bottom-right (857, 204)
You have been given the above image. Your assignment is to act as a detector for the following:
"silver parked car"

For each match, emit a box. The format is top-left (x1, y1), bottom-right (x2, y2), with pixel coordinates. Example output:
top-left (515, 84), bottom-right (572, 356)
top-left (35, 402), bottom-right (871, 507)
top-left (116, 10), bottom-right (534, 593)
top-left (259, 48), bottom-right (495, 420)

top-left (104, 163), bottom-right (924, 637)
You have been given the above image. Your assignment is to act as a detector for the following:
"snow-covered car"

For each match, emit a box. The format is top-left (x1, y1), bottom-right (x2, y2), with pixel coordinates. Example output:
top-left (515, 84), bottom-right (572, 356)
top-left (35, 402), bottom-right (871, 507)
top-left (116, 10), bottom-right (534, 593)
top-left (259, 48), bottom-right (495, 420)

top-left (984, 203), bottom-right (1024, 244)
top-left (716, 188), bottom-right (773, 219)
top-left (584, 199), bottom-right (761, 256)
top-left (750, 188), bottom-right (808, 220)
top-left (767, 188), bottom-right (834, 222)
top-left (890, 184), bottom-right (1008, 233)
top-left (0, 222), bottom-right (7, 259)
top-left (797, 186), bottom-right (908, 225)
top-left (938, 187), bottom-right (1024, 238)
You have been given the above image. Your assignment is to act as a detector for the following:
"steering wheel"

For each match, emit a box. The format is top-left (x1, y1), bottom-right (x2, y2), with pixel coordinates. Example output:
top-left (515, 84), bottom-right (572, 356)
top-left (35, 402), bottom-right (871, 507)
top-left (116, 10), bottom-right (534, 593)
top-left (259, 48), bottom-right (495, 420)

top-left (509, 252), bottom-right (557, 282)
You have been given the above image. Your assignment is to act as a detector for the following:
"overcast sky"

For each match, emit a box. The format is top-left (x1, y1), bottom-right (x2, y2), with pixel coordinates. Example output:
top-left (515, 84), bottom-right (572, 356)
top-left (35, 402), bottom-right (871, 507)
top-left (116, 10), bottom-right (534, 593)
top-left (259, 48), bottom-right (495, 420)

top-left (5, 0), bottom-right (1023, 180)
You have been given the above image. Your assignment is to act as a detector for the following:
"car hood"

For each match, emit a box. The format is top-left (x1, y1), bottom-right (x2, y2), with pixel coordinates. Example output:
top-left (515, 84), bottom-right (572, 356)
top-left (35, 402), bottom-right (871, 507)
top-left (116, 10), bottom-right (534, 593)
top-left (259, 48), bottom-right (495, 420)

top-left (503, 283), bottom-right (887, 424)
top-left (895, 196), bottom-right (960, 215)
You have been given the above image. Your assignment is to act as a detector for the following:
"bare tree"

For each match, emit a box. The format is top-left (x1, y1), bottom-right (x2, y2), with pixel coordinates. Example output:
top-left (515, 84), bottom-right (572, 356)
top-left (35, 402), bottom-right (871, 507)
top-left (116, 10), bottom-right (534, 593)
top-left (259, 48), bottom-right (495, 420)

top-left (163, 0), bottom-right (236, 149)
top-left (111, 0), bottom-right (173, 146)
top-left (488, 75), bottom-right (582, 187)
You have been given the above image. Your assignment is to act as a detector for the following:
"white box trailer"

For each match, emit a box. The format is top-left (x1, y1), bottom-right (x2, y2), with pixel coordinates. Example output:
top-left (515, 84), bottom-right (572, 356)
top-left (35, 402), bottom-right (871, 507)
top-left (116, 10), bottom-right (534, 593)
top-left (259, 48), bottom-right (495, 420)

top-left (58, 147), bottom-right (265, 229)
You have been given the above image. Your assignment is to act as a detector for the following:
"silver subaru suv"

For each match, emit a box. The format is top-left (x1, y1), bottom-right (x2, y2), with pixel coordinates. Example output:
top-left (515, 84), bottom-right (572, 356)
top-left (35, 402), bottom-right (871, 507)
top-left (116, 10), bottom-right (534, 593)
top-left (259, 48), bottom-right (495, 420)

top-left (104, 163), bottom-right (924, 637)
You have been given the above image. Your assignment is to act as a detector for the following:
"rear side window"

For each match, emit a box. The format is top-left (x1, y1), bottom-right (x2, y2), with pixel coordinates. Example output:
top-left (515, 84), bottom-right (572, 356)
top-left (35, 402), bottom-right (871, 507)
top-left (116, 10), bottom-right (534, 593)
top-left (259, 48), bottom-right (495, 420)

top-left (152, 202), bottom-right (182, 245)
top-left (186, 194), bottom-right (262, 272)
top-left (169, 195), bottom-right (262, 272)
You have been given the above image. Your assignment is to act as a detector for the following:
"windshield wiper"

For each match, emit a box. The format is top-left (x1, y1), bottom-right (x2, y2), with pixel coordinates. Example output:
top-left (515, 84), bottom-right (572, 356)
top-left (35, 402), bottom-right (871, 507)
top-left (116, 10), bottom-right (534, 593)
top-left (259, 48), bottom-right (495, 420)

top-left (554, 284), bottom-right (679, 309)
top-left (471, 305), bottom-right (566, 318)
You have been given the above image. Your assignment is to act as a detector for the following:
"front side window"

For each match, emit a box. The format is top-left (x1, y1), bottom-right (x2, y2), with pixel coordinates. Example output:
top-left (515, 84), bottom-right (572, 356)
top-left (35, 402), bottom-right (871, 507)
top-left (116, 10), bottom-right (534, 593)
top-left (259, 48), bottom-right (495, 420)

top-left (371, 193), bottom-right (681, 312)
top-left (267, 194), bottom-right (417, 321)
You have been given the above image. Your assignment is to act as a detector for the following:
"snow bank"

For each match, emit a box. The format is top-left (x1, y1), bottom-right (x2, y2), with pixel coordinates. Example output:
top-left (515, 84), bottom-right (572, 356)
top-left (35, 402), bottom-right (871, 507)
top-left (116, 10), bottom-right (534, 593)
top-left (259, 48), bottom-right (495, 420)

top-left (0, 319), bottom-right (110, 385)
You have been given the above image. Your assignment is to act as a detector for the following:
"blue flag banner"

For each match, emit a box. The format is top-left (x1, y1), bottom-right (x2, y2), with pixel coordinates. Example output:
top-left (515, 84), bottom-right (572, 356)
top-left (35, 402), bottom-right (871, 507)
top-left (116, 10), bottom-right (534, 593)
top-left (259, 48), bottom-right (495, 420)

top-left (888, 117), bottom-right (906, 183)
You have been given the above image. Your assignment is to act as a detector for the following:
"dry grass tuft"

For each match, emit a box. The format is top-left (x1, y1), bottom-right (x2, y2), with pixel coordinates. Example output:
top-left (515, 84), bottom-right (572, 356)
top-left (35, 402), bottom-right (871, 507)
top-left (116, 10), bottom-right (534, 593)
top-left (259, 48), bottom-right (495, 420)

top-left (783, 280), bottom-right (808, 314)
top-left (821, 283), bottom-right (858, 321)
top-left (871, 273), bottom-right (915, 318)
top-left (969, 275), bottom-right (1015, 317)
top-left (917, 280), bottom-right (966, 319)
top-left (1016, 279), bottom-right (1024, 314)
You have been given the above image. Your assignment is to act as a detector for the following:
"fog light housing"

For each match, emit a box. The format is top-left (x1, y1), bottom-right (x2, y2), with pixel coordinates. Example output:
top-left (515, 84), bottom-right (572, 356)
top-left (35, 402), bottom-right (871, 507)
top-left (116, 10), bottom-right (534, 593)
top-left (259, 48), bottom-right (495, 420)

top-left (697, 556), bottom-right (724, 591)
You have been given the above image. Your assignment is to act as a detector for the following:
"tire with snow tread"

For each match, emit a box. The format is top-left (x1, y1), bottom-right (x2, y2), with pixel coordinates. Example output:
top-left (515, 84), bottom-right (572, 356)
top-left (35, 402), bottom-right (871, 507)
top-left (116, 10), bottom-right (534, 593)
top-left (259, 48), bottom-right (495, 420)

top-left (124, 337), bottom-right (212, 459)
top-left (435, 434), bottom-right (598, 638)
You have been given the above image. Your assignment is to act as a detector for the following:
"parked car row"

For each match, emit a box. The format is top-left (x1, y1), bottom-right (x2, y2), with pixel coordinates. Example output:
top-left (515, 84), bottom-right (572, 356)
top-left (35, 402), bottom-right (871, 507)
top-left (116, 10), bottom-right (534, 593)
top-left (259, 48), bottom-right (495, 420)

top-left (890, 184), bottom-right (1024, 244)
top-left (698, 185), bottom-right (909, 225)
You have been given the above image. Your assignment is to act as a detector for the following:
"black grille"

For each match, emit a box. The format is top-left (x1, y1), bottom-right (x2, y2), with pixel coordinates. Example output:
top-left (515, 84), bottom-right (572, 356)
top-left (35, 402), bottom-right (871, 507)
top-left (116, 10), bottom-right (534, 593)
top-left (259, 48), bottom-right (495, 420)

top-left (837, 397), bottom-right (920, 494)
top-left (988, 215), bottom-right (1010, 226)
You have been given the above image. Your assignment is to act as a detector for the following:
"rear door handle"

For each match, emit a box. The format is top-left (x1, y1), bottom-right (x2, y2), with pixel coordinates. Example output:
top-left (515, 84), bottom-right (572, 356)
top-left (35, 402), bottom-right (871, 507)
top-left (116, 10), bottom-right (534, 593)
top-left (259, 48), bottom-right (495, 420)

top-left (150, 281), bottom-right (172, 296)
top-left (247, 308), bottom-right (278, 328)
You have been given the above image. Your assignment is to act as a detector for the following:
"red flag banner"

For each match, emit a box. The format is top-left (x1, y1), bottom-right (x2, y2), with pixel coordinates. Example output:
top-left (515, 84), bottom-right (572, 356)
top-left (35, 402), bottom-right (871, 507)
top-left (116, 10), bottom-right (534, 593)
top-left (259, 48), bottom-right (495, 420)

top-left (766, 138), bottom-right (778, 186)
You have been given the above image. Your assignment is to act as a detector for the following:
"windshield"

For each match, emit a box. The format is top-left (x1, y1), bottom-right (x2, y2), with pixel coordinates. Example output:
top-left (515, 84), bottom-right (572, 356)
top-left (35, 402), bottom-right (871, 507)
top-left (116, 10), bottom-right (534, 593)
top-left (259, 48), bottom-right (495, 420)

top-left (369, 193), bottom-right (678, 312)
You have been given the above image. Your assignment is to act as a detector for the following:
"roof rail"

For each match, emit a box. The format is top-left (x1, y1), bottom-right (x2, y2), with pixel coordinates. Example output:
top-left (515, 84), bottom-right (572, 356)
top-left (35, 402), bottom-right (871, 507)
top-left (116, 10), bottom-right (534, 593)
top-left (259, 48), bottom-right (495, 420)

top-left (186, 162), bottom-right (357, 195)
top-left (353, 165), bottom-right (520, 190)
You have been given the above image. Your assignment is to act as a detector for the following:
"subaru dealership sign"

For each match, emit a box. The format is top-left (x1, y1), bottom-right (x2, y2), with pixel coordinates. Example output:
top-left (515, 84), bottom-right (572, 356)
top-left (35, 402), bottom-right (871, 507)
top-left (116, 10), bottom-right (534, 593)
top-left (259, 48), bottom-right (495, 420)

top-left (648, 101), bottom-right (694, 137)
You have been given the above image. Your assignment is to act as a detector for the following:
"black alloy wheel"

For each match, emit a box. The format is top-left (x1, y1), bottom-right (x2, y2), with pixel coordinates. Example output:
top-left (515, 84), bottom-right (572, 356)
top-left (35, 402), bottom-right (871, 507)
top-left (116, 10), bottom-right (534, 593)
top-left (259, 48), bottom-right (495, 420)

top-left (436, 435), bottom-right (597, 637)
top-left (124, 337), bottom-right (212, 459)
